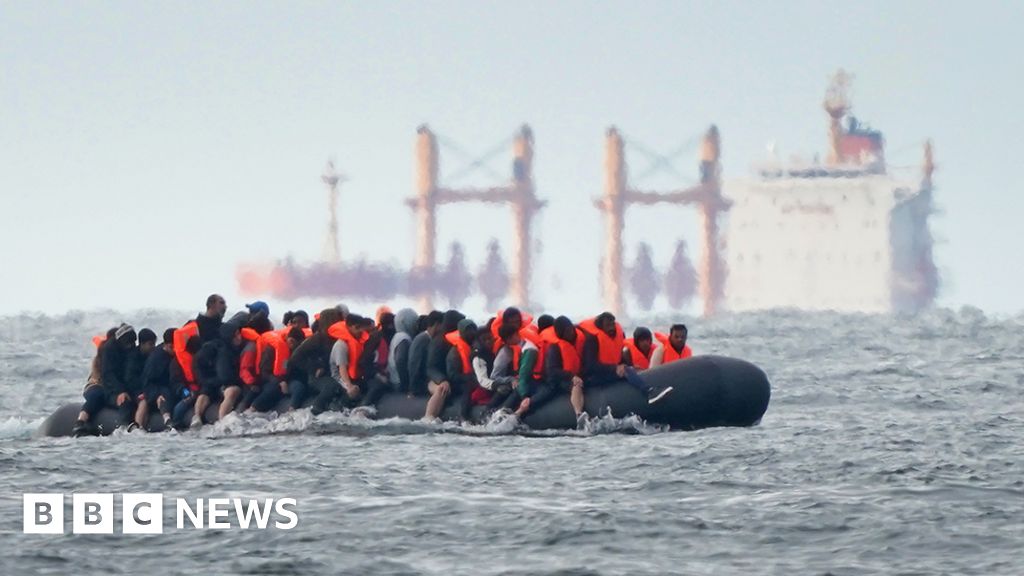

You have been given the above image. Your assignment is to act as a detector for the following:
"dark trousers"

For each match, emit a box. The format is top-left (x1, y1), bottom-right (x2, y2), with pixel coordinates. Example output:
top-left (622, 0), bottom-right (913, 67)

top-left (250, 379), bottom-right (306, 412)
top-left (238, 385), bottom-right (261, 412)
top-left (312, 378), bottom-right (364, 415)
top-left (172, 395), bottom-right (195, 427)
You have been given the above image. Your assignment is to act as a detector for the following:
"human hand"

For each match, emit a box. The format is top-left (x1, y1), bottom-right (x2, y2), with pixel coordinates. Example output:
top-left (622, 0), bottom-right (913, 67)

top-left (615, 364), bottom-right (626, 378)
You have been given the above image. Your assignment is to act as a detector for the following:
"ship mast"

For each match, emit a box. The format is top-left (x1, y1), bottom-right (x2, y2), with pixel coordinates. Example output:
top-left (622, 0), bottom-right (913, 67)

top-left (824, 69), bottom-right (851, 165)
top-left (321, 160), bottom-right (346, 265)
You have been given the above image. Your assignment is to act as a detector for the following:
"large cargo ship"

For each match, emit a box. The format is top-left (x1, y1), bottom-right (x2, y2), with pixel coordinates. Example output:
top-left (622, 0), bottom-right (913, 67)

top-left (722, 72), bottom-right (936, 313)
top-left (237, 71), bottom-right (937, 316)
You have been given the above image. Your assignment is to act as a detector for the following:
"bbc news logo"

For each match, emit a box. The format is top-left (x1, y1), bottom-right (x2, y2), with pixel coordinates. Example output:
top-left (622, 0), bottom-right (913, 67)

top-left (23, 493), bottom-right (298, 534)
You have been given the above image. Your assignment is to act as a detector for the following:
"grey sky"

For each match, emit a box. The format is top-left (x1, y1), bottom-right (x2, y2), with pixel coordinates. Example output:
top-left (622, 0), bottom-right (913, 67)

top-left (2, 1), bottom-right (1021, 317)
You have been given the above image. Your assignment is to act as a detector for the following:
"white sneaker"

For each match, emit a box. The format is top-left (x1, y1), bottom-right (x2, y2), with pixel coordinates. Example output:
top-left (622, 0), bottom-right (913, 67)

top-left (190, 415), bottom-right (203, 429)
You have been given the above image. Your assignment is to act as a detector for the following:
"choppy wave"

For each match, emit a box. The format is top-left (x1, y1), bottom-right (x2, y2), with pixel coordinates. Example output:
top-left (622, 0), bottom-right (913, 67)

top-left (3, 307), bottom-right (1024, 575)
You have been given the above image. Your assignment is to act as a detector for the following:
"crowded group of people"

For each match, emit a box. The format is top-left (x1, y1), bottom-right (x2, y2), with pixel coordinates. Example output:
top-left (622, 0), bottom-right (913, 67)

top-left (72, 294), bottom-right (694, 436)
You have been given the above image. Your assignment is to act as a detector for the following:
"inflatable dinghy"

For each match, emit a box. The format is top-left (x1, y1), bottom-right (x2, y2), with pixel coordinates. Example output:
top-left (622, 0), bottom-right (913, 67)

top-left (37, 355), bottom-right (770, 437)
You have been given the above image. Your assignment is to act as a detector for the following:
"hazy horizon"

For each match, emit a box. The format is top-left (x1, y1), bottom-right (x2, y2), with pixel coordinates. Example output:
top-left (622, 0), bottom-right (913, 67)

top-left (3, 1), bottom-right (1022, 318)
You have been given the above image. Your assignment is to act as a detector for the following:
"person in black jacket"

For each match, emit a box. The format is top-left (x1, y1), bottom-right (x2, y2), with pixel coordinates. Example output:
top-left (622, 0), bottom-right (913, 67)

top-left (135, 328), bottom-right (177, 430)
top-left (424, 310), bottom-right (466, 422)
top-left (287, 307), bottom-right (344, 408)
top-left (190, 322), bottom-right (244, 428)
top-left (195, 293), bottom-right (228, 343)
top-left (249, 327), bottom-right (307, 413)
top-left (407, 311), bottom-right (444, 399)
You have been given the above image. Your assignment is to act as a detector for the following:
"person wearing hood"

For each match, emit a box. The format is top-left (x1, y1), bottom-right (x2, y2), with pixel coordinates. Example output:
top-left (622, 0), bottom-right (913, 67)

top-left (388, 308), bottom-right (419, 394)
top-left (135, 328), bottom-right (177, 430)
top-left (408, 310), bottom-right (444, 398)
top-left (190, 319), bottom-right (246, 428)
top-left (424, 309), bottom-right (466, 421)
top-left (444, 319), bottom-right (481, 416)
top-left (73, 324), bottom-right (137, 436)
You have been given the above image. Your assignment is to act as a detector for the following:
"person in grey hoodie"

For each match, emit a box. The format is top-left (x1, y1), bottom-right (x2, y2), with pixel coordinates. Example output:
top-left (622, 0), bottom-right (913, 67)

top-left (387, 308), bottom-right (420, 394)
top-left (407, 310), bottom-right (444, 398)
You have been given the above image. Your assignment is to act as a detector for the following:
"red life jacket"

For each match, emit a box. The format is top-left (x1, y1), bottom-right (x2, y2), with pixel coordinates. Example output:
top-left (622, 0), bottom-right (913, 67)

top-left (173, 321), bottom-right (200, 386)
top-left (541, 327), bottom-right (582, 376)
top-left (256, 331), bottom-right (291, 378)
top-left (326, 322), bottom-right (366, 380)
top-left (654, 333), bottom-right (693, 364)
top-left (239, 342), bottom-right (258, 386)
top-left (623, 338), bottom-right (653, 370)
top-left (91, 335), bottom-right (106, 348)
top-left (579, 318), bottom-right (625, 366)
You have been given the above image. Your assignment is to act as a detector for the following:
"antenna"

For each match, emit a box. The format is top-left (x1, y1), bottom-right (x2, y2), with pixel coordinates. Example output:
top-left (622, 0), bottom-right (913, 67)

top-left (321, 160), bottom-right (347, 264)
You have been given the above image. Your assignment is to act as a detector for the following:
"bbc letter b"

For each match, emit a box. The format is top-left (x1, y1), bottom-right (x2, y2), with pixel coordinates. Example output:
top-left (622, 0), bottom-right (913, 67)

top-left (24, 494), bottom-right (64, 534)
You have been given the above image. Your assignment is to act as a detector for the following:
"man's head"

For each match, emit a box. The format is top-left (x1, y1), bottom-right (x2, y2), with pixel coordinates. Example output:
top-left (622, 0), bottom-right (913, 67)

top-left (554, 316), bottom-right (576, 343)
top-left (205, 294), bottom-right (227, 319)
top-left (114, 323), bottom-right (136, 349)
top-left (537, 314), bottom-right (554, 332)
top-left (595, 312), bottom-right (617, 337)
top-left (220, 322), bottom-right (242, 348)
top-left (442, 310), bottom-right (465, 334)
top-left (633, 327), bottom-right (653, 355)
top-left (345, 314), bottom-right (368, 339)
top-left (424, 310), bottom-right (445, 337)
top-left (502, 307), bottom-right (523, 331)
top-left (138, 328), bottom-right (157, 354)
top-left (476, 327), bottom-right (495, 351)
top-left (290, 310), bottom-right (310, 329)
top-left (246, 301), bottom-right (270, 321)
top-left (317, 308), bottom-right (343, 334)
top-left (286, 327), bottom-right (307, 350)
top-left (669, 324), bottom-right (688, 350)
top-left (379, 312), bottom-right (396, 340)
top-left (498, 323), bottom-right (521, 346)
top-left (457, 319), bottom-right (478, 344)
top-left (161, 328), bottom-right (175, 353)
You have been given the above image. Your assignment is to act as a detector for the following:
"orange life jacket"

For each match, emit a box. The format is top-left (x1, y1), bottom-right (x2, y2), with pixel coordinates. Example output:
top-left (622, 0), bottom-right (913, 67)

top-left (579, 317), bottom-right (625, 366)
top-left (444, 330), bottom-right (473, 374)
top-left (654, 332), bottom-right (693, 364)
top-left (541, 327), bottom-right (583, 376)
top-left (257, 331), bottom-right (291, 378)
top-left (326, 321), bottom-right (366, 380)
top-left (240, 327), bottom-right (260, 342)
top-left (490, 309), bottom-right (535, 353)
top-left (173, 321), bottom-right (200, 385)
top-left (623, 338), bottom-right (653, 370)
top-left (91, 335), bottom-right (106, 348)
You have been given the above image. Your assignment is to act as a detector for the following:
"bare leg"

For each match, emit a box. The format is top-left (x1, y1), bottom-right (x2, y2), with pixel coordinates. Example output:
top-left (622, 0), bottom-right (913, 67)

top-left (219, 386), bottom-right (241, 419)
top-left (424, 381), bottom-right (449, 420)
top-left (570, 382), bottom-right (585, 416)
top-left (194, 394), bottom-right (211, 425)
top-left (134, 401), bottom-right (148, 429)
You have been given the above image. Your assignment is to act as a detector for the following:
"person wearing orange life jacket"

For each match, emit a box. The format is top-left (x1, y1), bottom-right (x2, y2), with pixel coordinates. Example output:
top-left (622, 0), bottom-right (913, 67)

top-left (580, 312), bottom-right (673, 405)
top-left (471, 320), bottom-right (518, 415)
top-left (491, 323), bottom-right (545, 419)
top-left (245, 301), bottom-right (274, 335)
top-left (170, 335), bottom-right (201, 429)
top-left (622, 327), bottom-right (655, 371)
top-left (235, 326), bottom-right (263, 412)
top-left (248, 327), bottom-right (307, 413)
top-left (444, 319), bottom-right (482, 420)
top-left (542, 316), bottom-right (587, 425)
top-left (650, 324), bottom-right (693, 368)
top-left (311, 315), bottom-right (378, 415)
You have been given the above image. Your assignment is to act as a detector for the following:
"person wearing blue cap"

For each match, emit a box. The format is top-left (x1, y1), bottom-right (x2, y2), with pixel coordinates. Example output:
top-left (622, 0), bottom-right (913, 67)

top-left (246, 301), bottom-right (274, 334)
